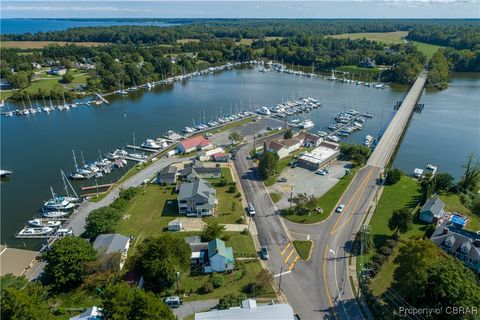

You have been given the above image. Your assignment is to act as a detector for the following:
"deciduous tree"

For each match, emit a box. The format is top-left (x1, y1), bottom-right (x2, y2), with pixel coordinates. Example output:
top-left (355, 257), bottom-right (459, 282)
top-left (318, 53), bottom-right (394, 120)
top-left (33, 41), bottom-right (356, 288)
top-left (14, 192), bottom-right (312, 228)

top-left (201, 221), bottom-right (226, 242)
top-left (387, 208), bottom-right (412, 238)
top-left (258, 151), bottom-right (278, 180)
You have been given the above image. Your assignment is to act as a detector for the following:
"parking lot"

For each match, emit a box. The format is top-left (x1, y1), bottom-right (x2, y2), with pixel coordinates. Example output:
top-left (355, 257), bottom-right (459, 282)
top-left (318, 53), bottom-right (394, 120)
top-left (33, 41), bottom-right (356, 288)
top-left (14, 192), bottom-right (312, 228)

top-left (268, 160), bottom-right (351, 210)
top-left (209, 117), bottom-right (284, 146)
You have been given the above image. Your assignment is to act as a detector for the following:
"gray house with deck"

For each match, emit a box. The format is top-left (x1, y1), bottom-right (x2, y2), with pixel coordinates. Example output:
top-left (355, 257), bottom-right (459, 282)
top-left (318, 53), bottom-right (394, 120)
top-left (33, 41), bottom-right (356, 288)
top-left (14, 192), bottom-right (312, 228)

top-left (177, 178), bottom-right (216, 216)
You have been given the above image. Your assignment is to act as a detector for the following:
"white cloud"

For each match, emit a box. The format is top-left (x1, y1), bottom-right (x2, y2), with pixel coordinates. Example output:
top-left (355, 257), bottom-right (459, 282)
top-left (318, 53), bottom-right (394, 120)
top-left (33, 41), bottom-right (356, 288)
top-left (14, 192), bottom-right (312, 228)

top-left (1, 5), bottom-right (153, 12)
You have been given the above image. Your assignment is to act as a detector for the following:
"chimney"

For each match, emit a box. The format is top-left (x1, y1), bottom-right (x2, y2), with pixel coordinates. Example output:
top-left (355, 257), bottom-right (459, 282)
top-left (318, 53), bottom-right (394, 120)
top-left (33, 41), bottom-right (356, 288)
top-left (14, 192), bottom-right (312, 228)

top-left (443, 228), bottom-right (449, 234)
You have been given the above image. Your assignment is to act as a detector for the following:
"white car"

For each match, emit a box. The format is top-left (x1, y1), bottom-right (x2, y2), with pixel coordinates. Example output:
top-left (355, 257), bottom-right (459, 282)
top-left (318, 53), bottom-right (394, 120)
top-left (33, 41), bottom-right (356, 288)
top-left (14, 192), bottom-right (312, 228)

top-left (248, 203), bottom-right (256, 216)
top-left (335, 204), bottom-right (346, 213)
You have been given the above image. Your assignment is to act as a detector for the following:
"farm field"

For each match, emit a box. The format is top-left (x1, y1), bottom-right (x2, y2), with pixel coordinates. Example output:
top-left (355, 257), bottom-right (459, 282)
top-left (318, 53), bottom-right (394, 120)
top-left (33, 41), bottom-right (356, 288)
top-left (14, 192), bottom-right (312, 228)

top-left (1, 41), bottom-right (106, 49)
top-left (330, 31), bottom-right (408, 44)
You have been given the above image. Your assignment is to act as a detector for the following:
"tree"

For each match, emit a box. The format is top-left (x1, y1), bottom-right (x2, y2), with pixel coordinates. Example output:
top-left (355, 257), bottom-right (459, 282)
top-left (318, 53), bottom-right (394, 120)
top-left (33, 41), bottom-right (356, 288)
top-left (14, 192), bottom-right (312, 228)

top-left (228, 132), bottom-right (243, 144)
top-left (419, 176), bottom-right (435, 204)
top-left (43, 236), bottom-right (96, 290)
top-left (434, 172), bottom-right (454, 192)
top-left (387, 208), bottom-right (412, 238)
top-left (1, 278), bottom-right (52, 320)
top-left (458, 154), bottom-right (480, 192)
top-left (84, 206), bottom-right (122, 239)
top-left (201, 221), bottom-right (226, 242)
top-left (218, 293), bottom-right (247, 309)
top-left (393, 240), bottom-right (480, 318)
top-left (136, 234), bottom-right (191, 291)
top-left (384, 168), bottom-right (401, 185)
top-left (7, 71), bottom-right (30, 89)
top-left (62, 72), bottom-right (74, 84)
top-left (283, 129), bottom-right (293, 139)
top-left (340, 143), bottom-right (371, 167)
top-left (291, 193), bottom-right (317, 215)
top-left (258, 151), bottom-right (278, 180)
top-left (102, 282), bottom-right (176, 320)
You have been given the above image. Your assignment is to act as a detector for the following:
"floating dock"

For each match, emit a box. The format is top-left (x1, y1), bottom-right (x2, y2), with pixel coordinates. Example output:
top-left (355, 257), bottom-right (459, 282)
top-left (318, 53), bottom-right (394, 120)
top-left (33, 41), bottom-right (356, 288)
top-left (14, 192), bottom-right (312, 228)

top-left (126, 145), bottom-right (158, 153)
top-left (94, 93), bottom-right (109, 104)
top-left (81, 183), bottom-right (113, 191)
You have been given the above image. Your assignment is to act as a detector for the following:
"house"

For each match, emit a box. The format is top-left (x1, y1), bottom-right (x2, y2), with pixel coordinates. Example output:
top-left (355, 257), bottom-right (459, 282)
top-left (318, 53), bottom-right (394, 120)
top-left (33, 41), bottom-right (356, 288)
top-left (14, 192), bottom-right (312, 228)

top-left (430, 222), bottom-right (480, 274)
top-left (31, 63), bottom-right (41, 69)
top-left (177, 178), bottom-right (216, 216)
top-left (69, 306), bottom-right (102, 320)
top-left (195, 299), bottom-right (295, 320)
top-left (419, 197), bottom-right (445, 224)
top-left (48, 66), bottom-right (67, 76)
top-left (298, 132), bottom-right (323, 148)
top-left (157, 164), bottom-right (178, 184)
top-left (264, 135), bottom-right (304, 159)
top-left (177, 136), bottom-right (212, 154)
top-left (197, 147), bottom-right (225, 161)
top-left (213, 153), bottom-right (229, 162)
top-left (187, 237), bottom-right (234, 273)
top-left (93, 234), bottom-right (131, 271)
top-left (0, 78), bottom-right (11, 90)
top-left (359, 58), bottom-right (376, 68)
top-left (182, 160), bottom-right (222, 181)
top-left (297, 142), bottom-right (340, 171)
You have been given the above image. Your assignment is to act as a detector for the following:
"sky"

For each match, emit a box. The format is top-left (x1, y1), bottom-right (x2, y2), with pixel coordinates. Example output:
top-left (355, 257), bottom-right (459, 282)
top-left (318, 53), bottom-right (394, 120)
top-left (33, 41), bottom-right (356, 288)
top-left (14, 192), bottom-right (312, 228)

top-left (1, 0), bottom-right (479, 19)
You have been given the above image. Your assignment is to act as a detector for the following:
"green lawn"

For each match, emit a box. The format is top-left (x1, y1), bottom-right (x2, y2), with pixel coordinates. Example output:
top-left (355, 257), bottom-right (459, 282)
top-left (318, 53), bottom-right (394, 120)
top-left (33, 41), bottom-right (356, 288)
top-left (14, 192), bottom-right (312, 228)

top-left (410, 41), bottom-right (444, 60)
top-left (282, 168), bottom-right (356, 224)
top-left (369, 246), bottom-right (400, 296)
top-left (48, 288), bottom-right (101, 319)
top-left (336, 65), bottom-right (380, 82)
top-left (439, 193), bottom-right (480, 232)
top-left (115, 184), bottom-right (179, 243)
top-left (293, 240), bottom-right (312, 260)
top-left (224, 231), bottom-right (257, 257)
top-left (203, 168), bottom-right (245, 224)
top-left (330, 31), bottom-right (408, 44)
top-left (269, 192), bottom-right (282, 203)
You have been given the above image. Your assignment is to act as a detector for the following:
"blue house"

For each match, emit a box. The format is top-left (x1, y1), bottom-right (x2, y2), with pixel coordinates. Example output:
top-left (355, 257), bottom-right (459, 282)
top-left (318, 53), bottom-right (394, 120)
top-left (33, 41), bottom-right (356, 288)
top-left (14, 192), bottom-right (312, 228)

top-left (419, 197), bottom-right (445, 224)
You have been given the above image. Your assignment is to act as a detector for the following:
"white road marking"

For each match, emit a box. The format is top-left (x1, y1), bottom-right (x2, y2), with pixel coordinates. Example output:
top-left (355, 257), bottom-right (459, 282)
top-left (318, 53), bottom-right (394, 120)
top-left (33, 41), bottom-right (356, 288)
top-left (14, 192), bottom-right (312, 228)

top-left (274, 270), bottom-right (292, 278)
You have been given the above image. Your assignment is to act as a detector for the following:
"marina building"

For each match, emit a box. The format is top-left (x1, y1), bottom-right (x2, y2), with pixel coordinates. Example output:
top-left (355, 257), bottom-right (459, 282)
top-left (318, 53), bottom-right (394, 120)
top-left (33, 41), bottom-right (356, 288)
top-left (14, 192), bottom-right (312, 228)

top-left (177, 135), bottom-right (212, 153)
top-left (297, 143), bottom-right (340, 171)
top-left (264, 136), bottom-right (304, 159)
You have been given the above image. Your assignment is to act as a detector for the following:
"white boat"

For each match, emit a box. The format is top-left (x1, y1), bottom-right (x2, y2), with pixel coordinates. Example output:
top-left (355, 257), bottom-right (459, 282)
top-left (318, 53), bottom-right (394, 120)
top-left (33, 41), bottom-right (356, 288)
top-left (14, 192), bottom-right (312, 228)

top-left (299, 119), bottom-right (315, 129)
top-left (0, 169), bottom-right (12, 177)
top-left (317, 131), bottom-right (328, 137)
top-left (327, 135), bottom-right (341, 143)
top-left (42, 211), bottom-right (70, 218)
top-left (28, 219), bottom-right (62, 228)
top-left (362, 112), bottom-right (374, 118)
top-left (257, 107), bottom-right (271, 115)
top-left (183, 127), bottom-right (195, 134)
top-left (18, 227), bottom-right (54, 236)
top-left (364, 135), bottom-right (374, 146)
top-left (141, 139), bottom-right (161, 149)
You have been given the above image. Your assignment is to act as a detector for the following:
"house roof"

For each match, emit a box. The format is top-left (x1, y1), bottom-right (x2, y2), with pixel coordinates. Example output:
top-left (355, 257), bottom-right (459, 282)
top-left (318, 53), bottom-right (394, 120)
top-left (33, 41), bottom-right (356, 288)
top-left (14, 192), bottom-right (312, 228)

top-left (430, 222), bottom-right (480, 263)
top-left (160, 164), bottom-right (178, 176)
top-left (267, 140), bottom-right (287, 152)
top-left (421, 197), bottom-right (445, 215)
top-left (179, 136), bottom-right (210, 150)
top-left (208, 238), bottom-right (234, 263)
top-left (69, 306), bottom-right (102, 320)
top-left (93, 234), bottom-right (130, 256)
top-left (195, 300), bottom-right (294, 320)
top-left (178, 179), bottom-right (216, 207)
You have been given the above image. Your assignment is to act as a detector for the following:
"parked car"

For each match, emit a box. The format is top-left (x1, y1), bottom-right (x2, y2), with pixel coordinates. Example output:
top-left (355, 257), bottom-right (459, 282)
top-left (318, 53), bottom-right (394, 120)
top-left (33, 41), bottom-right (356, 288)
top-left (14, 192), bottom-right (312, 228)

top-left (278, 177), bottom-right (288, 182)
top-left (316, 169), bottom-right (326, 175)
top-left (164, 296), bottom-right (183, 308)
top-left (248, 203), bottom-right (256, 216)
top-left (260, 247), bottom-right (270, 260)
top-left (336, 204), bottom-right (346, 213)
top-left (291, 162), bottom-right (298, 168)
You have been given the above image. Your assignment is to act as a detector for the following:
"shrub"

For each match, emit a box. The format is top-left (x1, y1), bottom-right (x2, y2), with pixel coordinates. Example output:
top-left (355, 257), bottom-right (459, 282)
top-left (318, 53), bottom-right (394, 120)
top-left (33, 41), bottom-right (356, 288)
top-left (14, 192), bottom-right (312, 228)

top-left (385, 168), bottom-right (402, 185)
top-left (221, 234), bottom-right (230, 241)
top-left (218, 293), bottom-right (247, 309)
top-left (211, 274), bottom-right (224, 288)
top-left (228, 185), bottom-right (237, 193)
top-left (198, 281), bottom-right (214, 294)
top-left (217, 179), bottom-right (228, 187)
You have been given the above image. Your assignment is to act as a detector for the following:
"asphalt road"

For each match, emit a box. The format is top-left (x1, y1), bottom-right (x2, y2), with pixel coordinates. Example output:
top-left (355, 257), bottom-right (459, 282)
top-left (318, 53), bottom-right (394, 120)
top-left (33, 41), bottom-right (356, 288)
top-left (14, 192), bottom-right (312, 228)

top-left (233, 72), bottom-right (427, 320)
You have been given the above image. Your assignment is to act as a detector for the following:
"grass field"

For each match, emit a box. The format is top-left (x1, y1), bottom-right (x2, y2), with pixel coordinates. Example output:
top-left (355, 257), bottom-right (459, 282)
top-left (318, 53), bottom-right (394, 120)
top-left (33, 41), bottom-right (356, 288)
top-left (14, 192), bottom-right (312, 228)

top-left (410, 41), bottom-right (444, 60)
top-left (282, 168), bottom-right (356, 224)
top-left (439, 193), bottom-right (480, 232)
top-left (269, 192), bottom-right (282, 203)
top-left (336, 65), bottom-right (381, 82)
top-left (1, 41), bottom-right (106, 49)
top-left (176, 39), bottom-right (201, 44)
top-left (293, 240), bottom-right (312, 260)
top-left (330, 31), bottom-right (408, 44)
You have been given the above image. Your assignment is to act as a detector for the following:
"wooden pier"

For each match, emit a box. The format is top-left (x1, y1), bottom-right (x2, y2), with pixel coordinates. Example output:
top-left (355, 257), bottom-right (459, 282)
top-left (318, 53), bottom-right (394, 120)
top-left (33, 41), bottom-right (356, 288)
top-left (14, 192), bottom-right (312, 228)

top-left (81, 183), bottom-right (113, 191)
top-left (94, 93), bottom-right (109, 104)
top-left (126, 145), bottom-right (158, 153)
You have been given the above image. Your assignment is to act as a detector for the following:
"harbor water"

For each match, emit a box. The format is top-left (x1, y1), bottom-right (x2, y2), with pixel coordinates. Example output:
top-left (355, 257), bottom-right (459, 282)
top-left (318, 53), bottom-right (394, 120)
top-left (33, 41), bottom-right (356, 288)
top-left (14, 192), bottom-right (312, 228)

top-left (1, 67), bottom-right (479, 247)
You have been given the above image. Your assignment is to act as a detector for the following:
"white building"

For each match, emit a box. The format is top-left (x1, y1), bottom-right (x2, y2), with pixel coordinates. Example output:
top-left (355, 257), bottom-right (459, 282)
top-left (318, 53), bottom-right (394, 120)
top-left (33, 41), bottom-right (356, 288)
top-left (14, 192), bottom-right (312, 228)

top-left (195, 299), bottom-right (295, 320)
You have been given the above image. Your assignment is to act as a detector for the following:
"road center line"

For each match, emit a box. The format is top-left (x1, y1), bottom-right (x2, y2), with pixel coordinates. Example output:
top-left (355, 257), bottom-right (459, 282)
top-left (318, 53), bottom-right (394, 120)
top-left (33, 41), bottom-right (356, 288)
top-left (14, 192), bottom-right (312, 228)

top-left (274, 270), bottom-right (292, 278)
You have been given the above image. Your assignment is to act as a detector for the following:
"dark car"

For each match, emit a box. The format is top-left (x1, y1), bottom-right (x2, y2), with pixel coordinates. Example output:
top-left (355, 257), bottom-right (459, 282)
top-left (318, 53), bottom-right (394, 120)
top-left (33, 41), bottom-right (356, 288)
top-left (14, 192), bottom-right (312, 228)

top-left (260, 247), bottom-right (270, 260)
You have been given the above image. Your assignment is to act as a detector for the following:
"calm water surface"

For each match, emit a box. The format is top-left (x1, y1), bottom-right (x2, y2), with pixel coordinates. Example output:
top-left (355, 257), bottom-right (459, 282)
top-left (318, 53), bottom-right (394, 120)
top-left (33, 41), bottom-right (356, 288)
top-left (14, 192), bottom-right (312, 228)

top-left (1, 19), bottom-right (175, 34)
top-left (1, 68), bottom-right (479, 247)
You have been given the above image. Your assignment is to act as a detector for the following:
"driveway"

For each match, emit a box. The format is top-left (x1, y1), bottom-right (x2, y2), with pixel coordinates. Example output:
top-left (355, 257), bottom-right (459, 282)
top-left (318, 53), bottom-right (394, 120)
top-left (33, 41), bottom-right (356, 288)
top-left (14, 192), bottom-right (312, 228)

top-left (173, 299), bottom-right (219, 320)
top-left (268, 161), bottom-right (350, 209)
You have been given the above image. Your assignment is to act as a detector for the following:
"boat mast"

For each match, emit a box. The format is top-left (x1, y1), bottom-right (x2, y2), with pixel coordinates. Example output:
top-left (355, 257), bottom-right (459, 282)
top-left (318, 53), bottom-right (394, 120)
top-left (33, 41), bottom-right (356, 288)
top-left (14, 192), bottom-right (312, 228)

top-left (61, 170), bottom-right (79, 198)
top-left (80, 151), bottom-right (86, 167)
top-left (72, 150), bottom-right (79, 171)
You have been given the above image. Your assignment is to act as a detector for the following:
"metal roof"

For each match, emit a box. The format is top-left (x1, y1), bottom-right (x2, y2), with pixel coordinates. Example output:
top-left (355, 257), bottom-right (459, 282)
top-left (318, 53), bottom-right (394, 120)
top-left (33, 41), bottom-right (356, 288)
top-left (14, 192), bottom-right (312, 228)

top-left (421, 197), bottom-right (445, 215)
top-left (195, 301), bottom-right (294, 320)
top-left (93, 234), bottom-right (130, 255)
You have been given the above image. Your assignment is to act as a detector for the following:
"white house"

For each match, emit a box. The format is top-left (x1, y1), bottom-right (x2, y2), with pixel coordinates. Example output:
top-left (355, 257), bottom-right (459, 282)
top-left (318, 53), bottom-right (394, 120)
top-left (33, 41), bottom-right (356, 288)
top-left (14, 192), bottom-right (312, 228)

top-left (264, 136), bottom-right (304, 159)
top-left (93, 234), bottom-right (130, 271)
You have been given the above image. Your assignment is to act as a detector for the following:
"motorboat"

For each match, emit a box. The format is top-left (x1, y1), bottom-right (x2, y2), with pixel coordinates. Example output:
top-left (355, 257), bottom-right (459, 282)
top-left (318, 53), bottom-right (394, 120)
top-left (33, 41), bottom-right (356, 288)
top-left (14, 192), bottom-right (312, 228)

top-left (257, 107), bottom-right (271, 115)
top-left (28, 219), bottom-right (62, 228)
top-left (42, 210), bottom-right (70, 218)
top-left (317, 131), bottom-right (328, 137)
top-left (17, 227), bottom-right (54, 236)
top-left (0, 169), bottom-right (12, 177)
top-left (327, 135), bottom-right (341, 143)
top-left (362, 112), bottom-right (374, 118)
top-left (299, 119), bottom-right (315, 129)
top-left (364, 135), bottom-right (374, 146)
top-left (183, 127), bottom-right (196, 134)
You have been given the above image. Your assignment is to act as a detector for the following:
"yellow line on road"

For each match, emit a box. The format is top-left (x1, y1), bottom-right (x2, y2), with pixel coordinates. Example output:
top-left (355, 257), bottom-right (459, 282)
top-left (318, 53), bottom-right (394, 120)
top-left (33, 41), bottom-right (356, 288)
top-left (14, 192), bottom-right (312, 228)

top-left (284, 247), bottom-right (295, 263)
top-left (322, 244), bottom-right (337, 319)
top-left (331, 168), bottom-right (374, 235)
top-left (289, 255), bottom-right (300, 271)
top-left (330, 167), bottom-right (373, 235)
top-left (280, 242), bottom-right (291, 256)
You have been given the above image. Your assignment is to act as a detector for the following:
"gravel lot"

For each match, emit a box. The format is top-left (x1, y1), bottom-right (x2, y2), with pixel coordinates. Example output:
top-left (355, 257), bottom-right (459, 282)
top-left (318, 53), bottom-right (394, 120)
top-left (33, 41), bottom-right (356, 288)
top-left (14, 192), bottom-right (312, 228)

top-left (268, 160), bottom-right (350, 209)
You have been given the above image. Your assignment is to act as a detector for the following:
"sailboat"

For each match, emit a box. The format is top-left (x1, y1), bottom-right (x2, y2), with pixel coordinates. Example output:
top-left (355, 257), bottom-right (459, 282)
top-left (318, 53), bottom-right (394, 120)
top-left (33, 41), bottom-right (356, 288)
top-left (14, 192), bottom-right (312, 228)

top-left (43, 186), bottom-right (76, 211)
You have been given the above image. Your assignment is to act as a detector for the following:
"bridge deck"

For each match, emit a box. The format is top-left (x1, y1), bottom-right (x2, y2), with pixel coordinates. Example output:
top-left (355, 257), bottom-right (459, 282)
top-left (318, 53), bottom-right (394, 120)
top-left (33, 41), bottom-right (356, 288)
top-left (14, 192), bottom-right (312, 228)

top-left (367, 71), bottom-right (428, 168)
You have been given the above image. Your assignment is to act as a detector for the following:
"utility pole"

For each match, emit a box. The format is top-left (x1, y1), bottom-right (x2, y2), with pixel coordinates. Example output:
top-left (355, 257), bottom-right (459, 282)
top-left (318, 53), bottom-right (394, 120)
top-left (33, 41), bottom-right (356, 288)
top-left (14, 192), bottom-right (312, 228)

top-left (289, 186), bottom-right (294, 208)
top-left (278, 266), bottom-right (283, 293)
top-left (175, 271), bottom-right (180, 293)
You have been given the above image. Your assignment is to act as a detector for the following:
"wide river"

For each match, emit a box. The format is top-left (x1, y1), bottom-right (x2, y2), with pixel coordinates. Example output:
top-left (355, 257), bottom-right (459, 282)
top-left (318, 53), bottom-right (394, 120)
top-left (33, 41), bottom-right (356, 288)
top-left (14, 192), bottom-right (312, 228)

top-left (1, 67), bottom-right (479, 246)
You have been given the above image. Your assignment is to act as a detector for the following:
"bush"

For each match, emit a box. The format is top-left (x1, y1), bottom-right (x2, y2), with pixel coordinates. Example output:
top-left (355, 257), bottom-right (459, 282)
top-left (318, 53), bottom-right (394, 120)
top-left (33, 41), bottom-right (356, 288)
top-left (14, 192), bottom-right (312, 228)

top-left (119, 187), bottom-right (139, 201)
top-left (198, 281), bottom-right (214, 294)
top-left (385, 239), bottom-right (397, 249)
top-left (372, 254), bottom-right (386, 265)
top-left (236, 216), bottom-right (245, 224)
top-left (221, 234), bottom-right (230, 241)
top-left (385, 168), bottom-right (402, 185)
top-left (211, 274), bottom-right (224, 288)
top-left (228, 185), bottom-right (237, 193)
top-left (378, 245), bottom-right (394, 257)
top-left (217, 179), bottom-right (228, 187)
top-left (218, 293), bottom-right (247, 309)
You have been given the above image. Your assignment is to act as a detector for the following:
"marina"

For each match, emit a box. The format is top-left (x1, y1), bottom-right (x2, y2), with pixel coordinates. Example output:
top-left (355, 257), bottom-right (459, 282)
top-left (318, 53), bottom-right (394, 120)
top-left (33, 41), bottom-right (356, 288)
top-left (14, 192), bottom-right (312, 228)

top-left (1, 67), bottom-right (479, 247)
